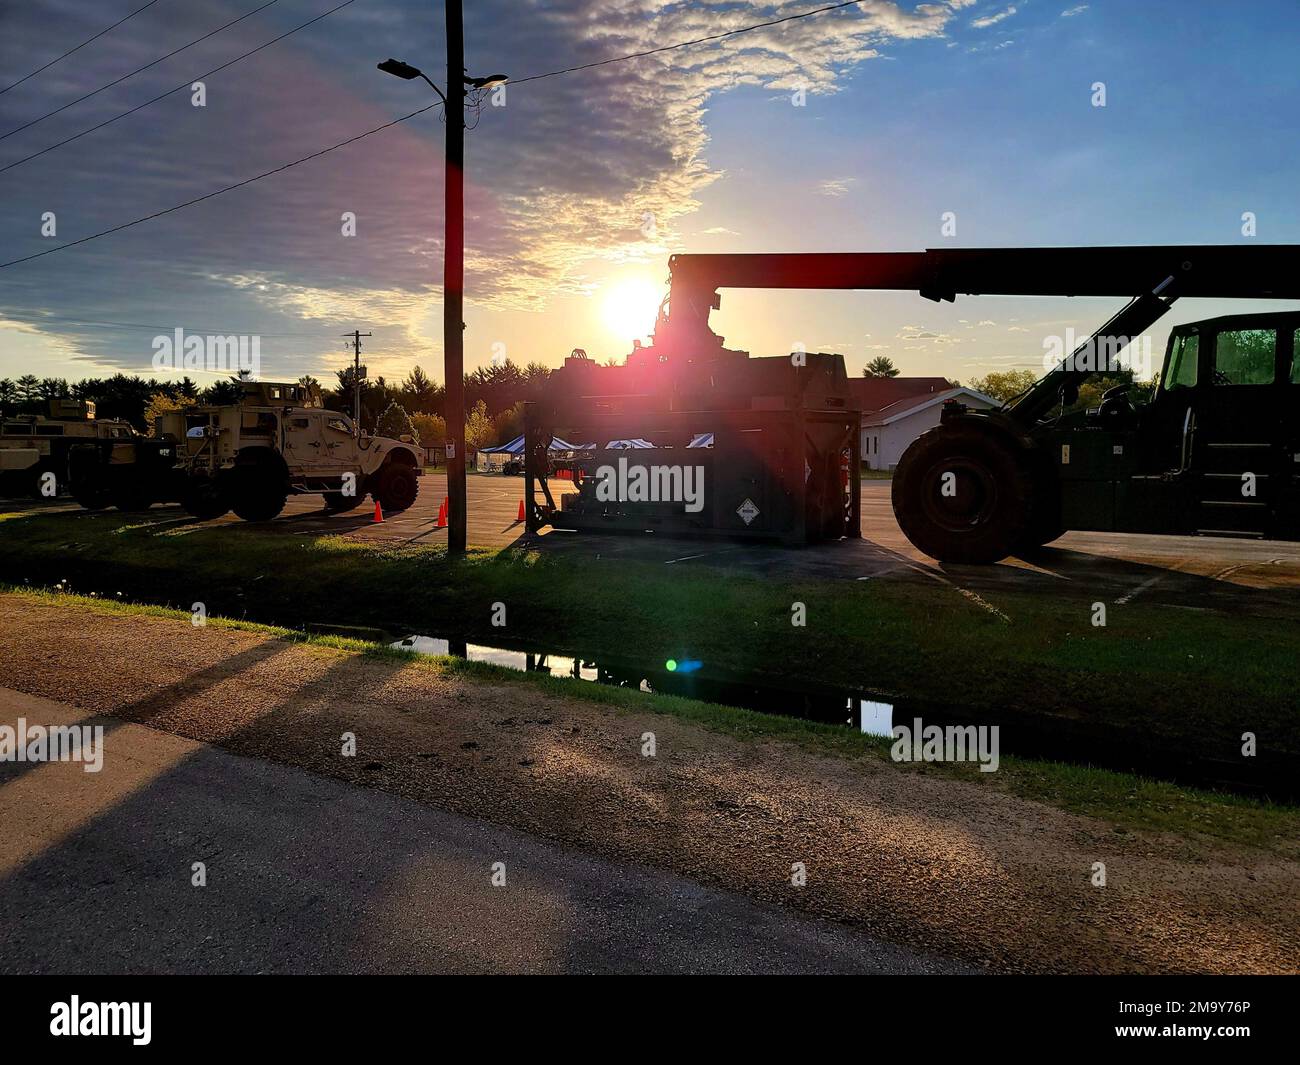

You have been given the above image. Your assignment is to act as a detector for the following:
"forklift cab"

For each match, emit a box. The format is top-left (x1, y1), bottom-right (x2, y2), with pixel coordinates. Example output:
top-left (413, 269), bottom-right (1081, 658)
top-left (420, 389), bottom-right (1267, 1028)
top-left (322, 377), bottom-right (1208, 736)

top-left (1056, 311), bottom-right (1299, 539)
top-left (1142, 311), bottom-right (1300, 538)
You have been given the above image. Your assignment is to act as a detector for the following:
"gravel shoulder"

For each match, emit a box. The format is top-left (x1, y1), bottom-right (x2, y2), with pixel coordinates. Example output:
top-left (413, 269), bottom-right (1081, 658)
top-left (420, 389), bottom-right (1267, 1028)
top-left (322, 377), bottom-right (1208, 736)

top-left (0, 591), bottom-right (1295, 974)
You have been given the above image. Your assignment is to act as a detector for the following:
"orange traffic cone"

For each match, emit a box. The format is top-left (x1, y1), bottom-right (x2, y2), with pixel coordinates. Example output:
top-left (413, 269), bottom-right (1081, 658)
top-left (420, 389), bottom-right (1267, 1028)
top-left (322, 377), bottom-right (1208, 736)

top-left (517, 499), bottom-right (526, 522)
top-left (372, 501), bottom-right (384, 523)
top-left (437, 497), bottom-right (448, 528)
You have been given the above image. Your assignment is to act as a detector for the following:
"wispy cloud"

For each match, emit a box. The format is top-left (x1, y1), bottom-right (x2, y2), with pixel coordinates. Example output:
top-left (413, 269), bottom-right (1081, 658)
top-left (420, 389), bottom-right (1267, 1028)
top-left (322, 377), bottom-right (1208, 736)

top-left (0, 0), bottom-right (969, 376)
top-left (816, 178), bottom-right (857, 197)
top-left (971, 5), bottom-right (1018, 29)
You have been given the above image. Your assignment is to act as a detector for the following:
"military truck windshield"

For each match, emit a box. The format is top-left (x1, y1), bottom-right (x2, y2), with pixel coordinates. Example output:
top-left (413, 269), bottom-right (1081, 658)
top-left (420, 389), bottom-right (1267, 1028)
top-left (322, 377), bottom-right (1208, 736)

top-left (1164, 333), bottom-right (1198, 391)
top-left (1214, 328), bottom-right (1275, 385)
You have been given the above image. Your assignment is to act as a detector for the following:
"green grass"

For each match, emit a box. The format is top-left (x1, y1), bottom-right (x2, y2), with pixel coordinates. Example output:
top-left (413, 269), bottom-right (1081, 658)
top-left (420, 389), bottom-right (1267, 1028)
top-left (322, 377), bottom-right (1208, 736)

top-left (8, 584), bottom-right (1298, 856)
top-left (2, 507), bottom-right (1296, 747)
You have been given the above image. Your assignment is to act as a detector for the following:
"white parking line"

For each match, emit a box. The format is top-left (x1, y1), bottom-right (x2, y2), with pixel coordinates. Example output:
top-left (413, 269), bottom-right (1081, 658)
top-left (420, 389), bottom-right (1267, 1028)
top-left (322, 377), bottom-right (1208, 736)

top-left (1114, 575), bottom-right (1163, 606)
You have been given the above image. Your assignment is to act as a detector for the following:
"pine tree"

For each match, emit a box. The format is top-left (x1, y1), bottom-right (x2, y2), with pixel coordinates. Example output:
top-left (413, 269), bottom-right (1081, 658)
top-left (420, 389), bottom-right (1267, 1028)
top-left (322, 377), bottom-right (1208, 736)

top-left (377, 400), bottom-right (418, 443)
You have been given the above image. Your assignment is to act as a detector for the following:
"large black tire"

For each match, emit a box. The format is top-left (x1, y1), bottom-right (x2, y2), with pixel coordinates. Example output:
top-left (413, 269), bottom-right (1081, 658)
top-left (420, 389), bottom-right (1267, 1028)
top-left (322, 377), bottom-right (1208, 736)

top-left (71, 482), bottom-right (111, 511)
top-left (1018, 507), bottom-right (1065, 550)
top-left (323, 483), bottom-right (365, 513)
top-left (111, 483), bottom-right (154, 512)
top-left (230, 463), bottom-right (287, 522)
top-left (892, 422), bottom-right (1034, 564)
top-left (67, 450), bottom-right (111, 510)
top-left (183, 479), bottom-right (231, 521)
top-left (371, 461), bottom-right (418, 514)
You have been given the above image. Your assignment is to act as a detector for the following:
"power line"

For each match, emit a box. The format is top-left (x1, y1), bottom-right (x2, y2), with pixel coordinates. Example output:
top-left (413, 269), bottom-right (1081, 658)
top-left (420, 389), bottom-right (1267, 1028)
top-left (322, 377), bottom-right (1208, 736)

top-left (511, 0), bottom-right (866, 84)
top-left (5, 314), bottom-right (334, 336)
top-left (0, 0), bottom-right (359, 176)
top-left (0, 0), bottom-right (165, 96)
top-left (0, 101), bottom-right (441, 270)
top-left (0, 0), bottom-right (865, 270)
top-left (0, 0), bottom-right (281, 143)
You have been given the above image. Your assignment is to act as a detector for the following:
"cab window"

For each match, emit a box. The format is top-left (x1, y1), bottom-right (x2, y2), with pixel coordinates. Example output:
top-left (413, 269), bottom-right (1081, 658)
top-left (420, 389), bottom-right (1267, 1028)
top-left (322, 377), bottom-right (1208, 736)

top-left (326, 416), bottom-right (352, 435)
top-left (241, 412), bottom-right (277, 433)
top-left (1213, 328), bottom-right (1275, 386)
top-left (1164, 333), bottom-right (1198, 390)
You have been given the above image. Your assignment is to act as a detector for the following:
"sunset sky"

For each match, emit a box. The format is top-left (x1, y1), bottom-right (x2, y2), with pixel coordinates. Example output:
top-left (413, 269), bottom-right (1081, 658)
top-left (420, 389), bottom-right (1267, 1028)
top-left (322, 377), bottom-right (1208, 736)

top-left (2, 0), bottom-right (1298, 389)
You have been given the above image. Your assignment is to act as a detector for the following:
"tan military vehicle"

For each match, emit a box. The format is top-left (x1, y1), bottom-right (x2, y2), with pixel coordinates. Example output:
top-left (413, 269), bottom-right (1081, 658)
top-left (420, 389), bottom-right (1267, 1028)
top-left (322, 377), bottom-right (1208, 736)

top-left (151, 380), bottom-right (422, 521)
top-left (0, 399), bottom-right (135, 498)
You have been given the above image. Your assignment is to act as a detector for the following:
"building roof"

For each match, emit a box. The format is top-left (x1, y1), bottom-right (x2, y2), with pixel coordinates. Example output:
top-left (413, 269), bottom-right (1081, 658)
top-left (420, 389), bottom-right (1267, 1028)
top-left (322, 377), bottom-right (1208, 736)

top-left (848, 376), bottom-right (953, 413)
top-left (862, 386), bottom-right (998, 427)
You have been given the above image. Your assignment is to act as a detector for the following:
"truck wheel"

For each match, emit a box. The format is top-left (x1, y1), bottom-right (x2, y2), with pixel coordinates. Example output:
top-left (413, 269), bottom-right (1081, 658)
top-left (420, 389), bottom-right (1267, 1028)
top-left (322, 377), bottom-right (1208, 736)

top-left (1017, 508), bottom-right (1065, 551)
top-left (72, 483), bottom-right (111, 511)
top-left (372, 461), bottom-right (418, 513)
top-left (67, 450), bottom-right (110, 510)
top-left (322, 491), bottom-right (364, 517)
top-left (183, 481), bottom-right (230, 521)
top-left (112, 485), bottom-right (154, 512)
top-left (230, 465), bottom-right (287, 522)
top-left (892, 423), bottom-right (1033, 564)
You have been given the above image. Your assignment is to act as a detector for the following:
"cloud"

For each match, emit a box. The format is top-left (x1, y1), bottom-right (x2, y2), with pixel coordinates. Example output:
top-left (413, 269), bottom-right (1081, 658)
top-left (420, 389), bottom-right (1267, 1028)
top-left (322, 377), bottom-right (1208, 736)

top-left (816, 178), bottom-right (857, 197)
top-left (1060, 4), bottom-right (1089, 16)
top-left (971, 5), bottom-right (1018, 28)
top-left (897, 328), bottom-right (959, 343)
top-left (0, 0), bottom-right (967, 376)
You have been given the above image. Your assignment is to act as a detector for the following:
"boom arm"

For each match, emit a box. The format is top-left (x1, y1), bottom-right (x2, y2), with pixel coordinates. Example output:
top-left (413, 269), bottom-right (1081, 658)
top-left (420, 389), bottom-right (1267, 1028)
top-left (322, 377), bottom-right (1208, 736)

top-left (667, 246), bottom-right (1300, 312)
top-left (664, 245), bottom-right (1300, 423)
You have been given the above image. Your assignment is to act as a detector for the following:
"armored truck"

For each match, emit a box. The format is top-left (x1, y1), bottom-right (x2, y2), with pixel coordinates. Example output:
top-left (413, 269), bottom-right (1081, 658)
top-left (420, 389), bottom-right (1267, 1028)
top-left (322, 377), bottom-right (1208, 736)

top-left (0, 399), bottom-right (136, 499)
top-left (68, 381), bottom-right (422, 521)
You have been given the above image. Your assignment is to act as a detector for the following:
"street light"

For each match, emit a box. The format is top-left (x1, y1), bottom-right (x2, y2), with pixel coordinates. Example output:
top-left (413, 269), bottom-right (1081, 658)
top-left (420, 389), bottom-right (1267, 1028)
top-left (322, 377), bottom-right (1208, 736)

top-left (377, 28), bottom-right (507, 557)
top-left (377, 57), bottom-right (508, 99)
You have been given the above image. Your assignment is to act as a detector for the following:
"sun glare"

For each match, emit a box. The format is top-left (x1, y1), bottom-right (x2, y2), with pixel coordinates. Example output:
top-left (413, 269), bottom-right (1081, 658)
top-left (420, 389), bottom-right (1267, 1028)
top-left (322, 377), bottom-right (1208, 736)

top-left (600, 277), bottom-right (663, 342)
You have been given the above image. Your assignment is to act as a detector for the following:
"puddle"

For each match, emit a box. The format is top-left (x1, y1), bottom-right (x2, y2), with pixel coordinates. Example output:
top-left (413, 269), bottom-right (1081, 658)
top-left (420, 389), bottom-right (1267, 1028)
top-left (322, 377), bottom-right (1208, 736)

top-left (395, 635), bottom-right (902, 737)
top-left (391, 634), bottom-right (1295, 800)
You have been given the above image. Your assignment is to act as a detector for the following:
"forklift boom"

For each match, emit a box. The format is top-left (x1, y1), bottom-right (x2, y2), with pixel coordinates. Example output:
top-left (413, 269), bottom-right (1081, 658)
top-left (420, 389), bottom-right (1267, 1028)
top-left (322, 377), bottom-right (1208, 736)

top-left (667, 246), bottom-right (1300, 311)
top-left (665, 245), bottom-right (1300, 424)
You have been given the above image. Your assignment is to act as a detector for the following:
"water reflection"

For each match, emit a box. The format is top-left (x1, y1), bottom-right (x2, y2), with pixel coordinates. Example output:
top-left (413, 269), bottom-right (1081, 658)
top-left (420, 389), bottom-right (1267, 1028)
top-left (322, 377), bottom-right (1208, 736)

top-left (390, 634), bottom-right (1291, 799)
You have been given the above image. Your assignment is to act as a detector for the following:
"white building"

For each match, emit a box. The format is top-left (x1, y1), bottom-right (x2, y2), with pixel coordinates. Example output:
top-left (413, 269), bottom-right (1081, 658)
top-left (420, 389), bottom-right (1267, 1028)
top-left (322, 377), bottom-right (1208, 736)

top-left (858, 383), bottom-right (999, 471)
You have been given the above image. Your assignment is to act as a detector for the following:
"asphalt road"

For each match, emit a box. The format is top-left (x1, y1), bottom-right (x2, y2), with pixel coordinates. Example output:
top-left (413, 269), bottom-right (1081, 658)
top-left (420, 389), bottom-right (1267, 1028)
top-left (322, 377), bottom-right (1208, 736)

top-left (0, 686), bottom-right (965, 974)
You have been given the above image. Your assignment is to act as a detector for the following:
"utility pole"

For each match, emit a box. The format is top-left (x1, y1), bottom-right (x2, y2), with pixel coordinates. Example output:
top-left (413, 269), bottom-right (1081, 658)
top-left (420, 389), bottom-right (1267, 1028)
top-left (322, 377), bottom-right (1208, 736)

top-left (444, 0), bottom-right (467, 555)
top-left (343, 330), bottom-right (371, 437)
top-left (376, 15), bottom-right (505, 555)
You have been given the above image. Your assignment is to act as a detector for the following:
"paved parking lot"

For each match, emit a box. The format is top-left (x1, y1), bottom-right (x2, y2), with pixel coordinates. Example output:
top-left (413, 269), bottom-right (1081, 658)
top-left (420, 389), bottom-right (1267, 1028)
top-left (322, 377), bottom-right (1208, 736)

top-left (6, 475), bottom-right (1300, 614)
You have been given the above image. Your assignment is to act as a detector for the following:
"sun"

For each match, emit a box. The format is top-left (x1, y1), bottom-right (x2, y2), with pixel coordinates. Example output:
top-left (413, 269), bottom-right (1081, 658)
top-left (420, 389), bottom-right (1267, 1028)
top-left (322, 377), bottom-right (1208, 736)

top-left (600, 277), bottom-right (663, 342)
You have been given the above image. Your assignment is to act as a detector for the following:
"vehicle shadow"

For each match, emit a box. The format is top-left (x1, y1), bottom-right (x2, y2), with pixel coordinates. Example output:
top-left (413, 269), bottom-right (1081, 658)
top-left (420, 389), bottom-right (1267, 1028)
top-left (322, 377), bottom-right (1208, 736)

top-left (505, 522), bottom-right (1300, 618)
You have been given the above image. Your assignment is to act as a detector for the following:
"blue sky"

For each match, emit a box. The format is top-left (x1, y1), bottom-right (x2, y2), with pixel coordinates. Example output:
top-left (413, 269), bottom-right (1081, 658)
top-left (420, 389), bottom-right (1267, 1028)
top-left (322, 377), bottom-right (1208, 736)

top-left (1, 0), bottom-right (1298, 388)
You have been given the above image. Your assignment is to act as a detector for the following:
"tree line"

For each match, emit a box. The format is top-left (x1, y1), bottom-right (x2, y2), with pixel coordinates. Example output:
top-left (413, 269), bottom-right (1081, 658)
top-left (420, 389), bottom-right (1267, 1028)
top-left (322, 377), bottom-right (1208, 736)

top-left (0, 360), bottom-right (554, 450)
